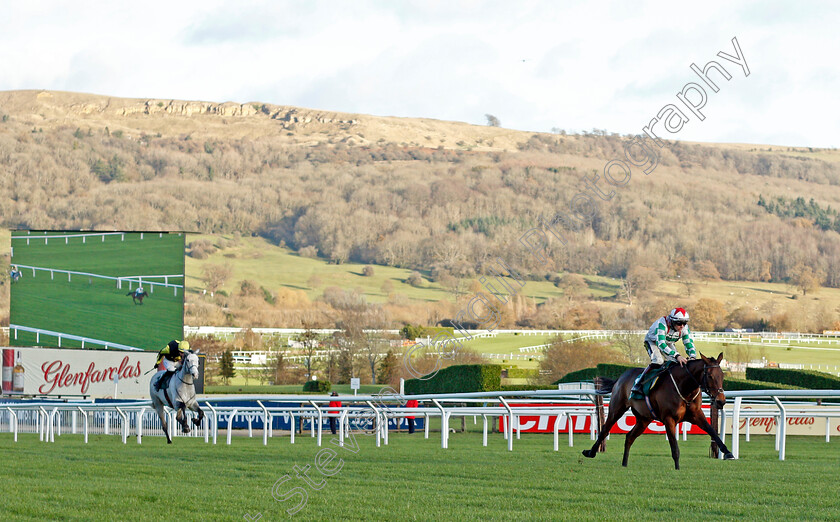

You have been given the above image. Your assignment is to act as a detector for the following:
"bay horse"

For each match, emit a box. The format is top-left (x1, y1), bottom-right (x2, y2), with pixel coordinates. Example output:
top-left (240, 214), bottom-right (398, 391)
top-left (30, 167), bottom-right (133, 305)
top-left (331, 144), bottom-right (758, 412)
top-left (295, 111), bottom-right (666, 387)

top-left (582, 352), bottom-right (735, 469)
top-left (127, 288), bottom-right (148, 305)
top-left (150, 351), bottom-right (205, 443)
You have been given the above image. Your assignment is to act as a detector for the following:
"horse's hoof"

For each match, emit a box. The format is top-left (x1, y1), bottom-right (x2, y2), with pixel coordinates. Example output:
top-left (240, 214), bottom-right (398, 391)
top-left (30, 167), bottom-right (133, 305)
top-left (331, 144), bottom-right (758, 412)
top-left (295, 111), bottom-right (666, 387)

top-left (582, 449), bottom-right (595, 458)
top-left (167, 440), bottom-right (172, 444)
top-left (723, 452), bottom-right (735, 460)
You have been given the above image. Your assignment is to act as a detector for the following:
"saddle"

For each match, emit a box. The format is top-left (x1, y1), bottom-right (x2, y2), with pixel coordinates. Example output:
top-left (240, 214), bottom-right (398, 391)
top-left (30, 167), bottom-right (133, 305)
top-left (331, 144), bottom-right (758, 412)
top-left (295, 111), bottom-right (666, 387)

top-left (155, 371), bottom-right (175, 392)
top-left (630, 362), bottom-right (675, 400)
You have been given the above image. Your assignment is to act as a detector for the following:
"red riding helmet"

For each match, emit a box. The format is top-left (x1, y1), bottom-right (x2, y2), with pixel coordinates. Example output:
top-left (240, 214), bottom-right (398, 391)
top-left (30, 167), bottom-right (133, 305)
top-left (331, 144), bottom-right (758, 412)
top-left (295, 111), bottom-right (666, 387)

top-left (667, 307), bottom-right (689, 326)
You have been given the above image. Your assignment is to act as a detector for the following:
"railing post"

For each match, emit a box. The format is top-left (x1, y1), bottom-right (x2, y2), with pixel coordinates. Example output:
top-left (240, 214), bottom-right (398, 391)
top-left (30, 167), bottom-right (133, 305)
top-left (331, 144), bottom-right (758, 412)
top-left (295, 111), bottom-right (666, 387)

top-left (49, 408), bottom-right (58, 442)
top-left (772, 396), bottom-right (787, 461)
top-left (227, 409), bottom-right (238, 446)
top-left (205, 403), bottom-right (218, 444)
top-left (338, 410), bottom-right (348, 447)
top-left (7, 408), bottom-right (17, 442)
top-left (431, 399), bottom-right (447, 449)
top-left (366, 401), bottom-right (382, 448)
top-left (39, 406), bottom-right (48, 442)
top-left (289, 411), bottom-right (295, 444)
top-left (258, 401), bottom-right (269, 446)
top-left (137, 408), bottom-right (146, 444)
top-left (731, 397), bottom-right (742, 459)
top-left (78, 407), bottom-right (89, 444)
top-left (309, 400), bottom-right (323, 447)
top-left (115, 407), bottom-right (128, 444)
top-left (499, 397), bottom-right (514, 451)
top-left (554, 412), bottom-right (565, 451)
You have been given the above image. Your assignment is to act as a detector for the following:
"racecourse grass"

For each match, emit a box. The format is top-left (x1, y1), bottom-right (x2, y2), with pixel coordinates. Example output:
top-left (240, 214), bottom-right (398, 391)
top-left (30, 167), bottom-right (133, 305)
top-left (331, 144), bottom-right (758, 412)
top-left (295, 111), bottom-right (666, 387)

top-left (2, 431), bottom-right (839, 521)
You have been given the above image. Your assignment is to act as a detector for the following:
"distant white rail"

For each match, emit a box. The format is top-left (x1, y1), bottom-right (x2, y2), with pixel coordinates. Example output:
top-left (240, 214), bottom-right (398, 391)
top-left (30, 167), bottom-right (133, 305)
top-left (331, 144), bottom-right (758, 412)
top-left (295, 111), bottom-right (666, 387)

top-left (13, 264), bottom-right (182, 294)
top-left (11, 232), bottom-right (126, 243)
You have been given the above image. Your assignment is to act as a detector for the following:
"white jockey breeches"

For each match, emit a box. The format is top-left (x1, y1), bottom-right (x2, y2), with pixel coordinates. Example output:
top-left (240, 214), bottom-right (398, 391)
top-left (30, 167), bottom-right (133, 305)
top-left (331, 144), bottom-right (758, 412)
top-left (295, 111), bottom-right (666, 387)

top-left (643, 340), bottom-right (667, 365)
top-left (162, 358), bottom-right (178, 371)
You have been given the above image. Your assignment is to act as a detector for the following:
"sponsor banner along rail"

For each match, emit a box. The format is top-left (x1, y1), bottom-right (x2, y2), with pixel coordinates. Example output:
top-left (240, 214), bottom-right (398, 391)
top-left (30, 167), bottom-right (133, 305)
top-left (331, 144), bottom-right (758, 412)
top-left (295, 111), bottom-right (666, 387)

top-left (502, 402), bottom-right (840, 436)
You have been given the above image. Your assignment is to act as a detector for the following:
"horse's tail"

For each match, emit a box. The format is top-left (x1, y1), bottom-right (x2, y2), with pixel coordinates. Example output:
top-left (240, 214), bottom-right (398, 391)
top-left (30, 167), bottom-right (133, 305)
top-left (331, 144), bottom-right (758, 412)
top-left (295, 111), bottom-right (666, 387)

top-left (593, 376), bottom-right (616, 395)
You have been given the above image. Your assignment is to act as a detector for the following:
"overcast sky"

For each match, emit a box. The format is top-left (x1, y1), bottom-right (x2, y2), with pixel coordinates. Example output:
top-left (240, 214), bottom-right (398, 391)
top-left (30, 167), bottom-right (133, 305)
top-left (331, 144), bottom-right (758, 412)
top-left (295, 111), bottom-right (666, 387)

top-left (1, 0), bottom-right (837, 148)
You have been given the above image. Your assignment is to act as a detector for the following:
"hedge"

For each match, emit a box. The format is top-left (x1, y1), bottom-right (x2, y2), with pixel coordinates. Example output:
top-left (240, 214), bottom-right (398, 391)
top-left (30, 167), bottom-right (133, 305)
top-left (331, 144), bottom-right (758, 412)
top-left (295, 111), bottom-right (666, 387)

top-left (745, 368), bottom-right (840, 389)
top-left (506, 368), bottom-right (539, 379)
top-left (302, 380), bottom-right (331, 393)
top-left (722, 377), bottom-right (799, 392)
top-left (404, 364), bottom-right (501, 395)
top-left (500, 384), bottom-right (546, 392)
top-left (593, 363), bottom-right (637, 380)
top-left (553, 364), bottom-right (638, 385)
top-left (554, 367), bottom-right (599, 384)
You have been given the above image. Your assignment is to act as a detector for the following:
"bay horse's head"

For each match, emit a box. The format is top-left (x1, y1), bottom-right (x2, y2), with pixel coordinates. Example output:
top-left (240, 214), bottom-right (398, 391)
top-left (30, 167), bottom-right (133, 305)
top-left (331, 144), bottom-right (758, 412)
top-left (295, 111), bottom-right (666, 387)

top-left (699, 352), bottom-right (726, 409)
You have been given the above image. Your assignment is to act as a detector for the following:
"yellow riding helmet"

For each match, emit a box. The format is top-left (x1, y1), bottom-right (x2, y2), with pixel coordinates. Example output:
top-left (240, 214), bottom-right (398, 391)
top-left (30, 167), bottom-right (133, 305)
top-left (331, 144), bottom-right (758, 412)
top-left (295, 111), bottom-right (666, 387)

top-left (178, 340), bottom-right (190, 352)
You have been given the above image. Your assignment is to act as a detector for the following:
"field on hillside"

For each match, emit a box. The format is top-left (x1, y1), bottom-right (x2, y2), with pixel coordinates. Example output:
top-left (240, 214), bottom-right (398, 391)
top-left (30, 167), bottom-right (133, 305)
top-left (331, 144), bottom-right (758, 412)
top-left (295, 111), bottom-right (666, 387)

top-left (9, 232), bottom-right (183, 350)
top-left (2, 432), bottom-right (838, 520)
top-left (184, 234), bottom-right (591, 305)
top-left (184, 233), bottom-right (840, 308)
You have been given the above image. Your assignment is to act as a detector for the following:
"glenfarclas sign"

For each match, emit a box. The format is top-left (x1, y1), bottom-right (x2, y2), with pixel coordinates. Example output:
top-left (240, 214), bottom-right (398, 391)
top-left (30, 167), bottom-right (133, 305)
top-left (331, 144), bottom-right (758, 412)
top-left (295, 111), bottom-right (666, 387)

top-left (40, 356), bottom-right (143, 394)
top-left (2, 347), bottom-right (157, 398)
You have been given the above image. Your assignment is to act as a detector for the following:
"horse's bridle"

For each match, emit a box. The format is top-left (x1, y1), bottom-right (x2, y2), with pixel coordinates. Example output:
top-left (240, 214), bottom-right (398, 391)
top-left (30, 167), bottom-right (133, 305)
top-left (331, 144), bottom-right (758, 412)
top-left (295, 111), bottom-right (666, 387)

top-left (680, 361), bottom-right (723, 402)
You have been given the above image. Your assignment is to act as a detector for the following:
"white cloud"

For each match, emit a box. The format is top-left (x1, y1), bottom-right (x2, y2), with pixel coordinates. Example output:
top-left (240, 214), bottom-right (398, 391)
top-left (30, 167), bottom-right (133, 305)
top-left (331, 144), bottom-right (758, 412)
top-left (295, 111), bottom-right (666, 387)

top-left (0, 0), bottom-right (837, 147)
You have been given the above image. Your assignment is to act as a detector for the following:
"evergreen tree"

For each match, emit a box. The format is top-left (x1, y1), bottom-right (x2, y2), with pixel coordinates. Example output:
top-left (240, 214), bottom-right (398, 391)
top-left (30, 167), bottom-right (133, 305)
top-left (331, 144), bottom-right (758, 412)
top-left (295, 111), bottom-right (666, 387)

top-left (376, 350), bottom-right (398, 386)
top-left (220, 350), bottom-right (236, 384)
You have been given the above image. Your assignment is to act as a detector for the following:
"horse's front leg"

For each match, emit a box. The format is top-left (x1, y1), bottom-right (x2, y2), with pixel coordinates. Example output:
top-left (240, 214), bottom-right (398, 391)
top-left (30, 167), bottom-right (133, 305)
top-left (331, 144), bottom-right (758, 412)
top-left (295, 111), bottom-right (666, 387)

top-left (622, 417), bottom-right (649, 467)
top-left (663, 417), bottom-right (680, 470)
top-left (583, 404), bottom-right (629, 459)
top-left (176, 406), bottom-right (191, 434)
top-left (154, 403), bottom-right (172, 444)
top-left (190, 404), bottom-right (204, 427)
top-left (688, 410), bottom-right (735, 460)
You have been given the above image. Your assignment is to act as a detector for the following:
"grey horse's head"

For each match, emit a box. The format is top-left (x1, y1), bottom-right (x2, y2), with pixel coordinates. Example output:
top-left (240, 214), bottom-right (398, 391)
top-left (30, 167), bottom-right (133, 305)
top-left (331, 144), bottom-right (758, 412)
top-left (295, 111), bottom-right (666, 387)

top-left (183, 352), bottom-right (200, 379)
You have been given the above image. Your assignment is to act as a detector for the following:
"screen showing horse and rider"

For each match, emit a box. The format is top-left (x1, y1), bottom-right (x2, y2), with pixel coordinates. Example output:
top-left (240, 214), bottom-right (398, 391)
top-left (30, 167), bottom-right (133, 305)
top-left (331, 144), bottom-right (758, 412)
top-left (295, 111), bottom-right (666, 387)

top-left (8, 231), bottom-right (185, 351)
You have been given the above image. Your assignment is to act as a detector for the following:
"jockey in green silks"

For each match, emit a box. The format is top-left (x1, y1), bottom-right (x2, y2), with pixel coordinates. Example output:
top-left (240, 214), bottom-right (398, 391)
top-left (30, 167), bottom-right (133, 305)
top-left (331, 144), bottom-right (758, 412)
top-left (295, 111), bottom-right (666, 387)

top-left (631, 308), bottom-right (696, 394)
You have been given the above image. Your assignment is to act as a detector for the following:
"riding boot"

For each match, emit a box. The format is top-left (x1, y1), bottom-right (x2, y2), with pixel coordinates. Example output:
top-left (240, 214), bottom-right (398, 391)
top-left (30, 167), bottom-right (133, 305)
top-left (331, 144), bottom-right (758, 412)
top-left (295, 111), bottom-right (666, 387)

top-left (155, 370), bottom-right (175, 391)
top-left (631, 363), bottom-right (660, 394)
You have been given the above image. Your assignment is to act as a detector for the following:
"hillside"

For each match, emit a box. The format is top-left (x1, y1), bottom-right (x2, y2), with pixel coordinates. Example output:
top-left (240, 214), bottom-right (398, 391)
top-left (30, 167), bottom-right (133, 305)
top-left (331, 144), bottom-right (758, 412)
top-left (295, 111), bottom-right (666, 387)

top-left (2, 90), bottom-right (840, 331)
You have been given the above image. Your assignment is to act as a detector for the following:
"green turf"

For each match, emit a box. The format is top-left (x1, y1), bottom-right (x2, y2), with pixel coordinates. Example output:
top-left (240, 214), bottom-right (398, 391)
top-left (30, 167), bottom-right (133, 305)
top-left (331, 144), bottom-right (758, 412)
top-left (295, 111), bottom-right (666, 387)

top-left (1, 432), bottom-right (838, 520)
top-left (9, 232), bottom-right (184, 350)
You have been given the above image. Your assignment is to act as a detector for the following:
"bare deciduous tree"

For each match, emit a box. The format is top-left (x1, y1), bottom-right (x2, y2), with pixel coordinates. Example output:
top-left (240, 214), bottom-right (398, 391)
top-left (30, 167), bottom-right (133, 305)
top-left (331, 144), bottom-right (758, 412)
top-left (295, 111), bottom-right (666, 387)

top-left (203, 263), bottom-right (232, 293)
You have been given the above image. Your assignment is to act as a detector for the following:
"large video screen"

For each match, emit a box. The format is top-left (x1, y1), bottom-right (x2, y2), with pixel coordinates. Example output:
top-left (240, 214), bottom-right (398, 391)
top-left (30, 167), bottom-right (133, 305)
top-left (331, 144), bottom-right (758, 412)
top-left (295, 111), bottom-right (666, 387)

top-left (9, 231), bottom-right (184, 351)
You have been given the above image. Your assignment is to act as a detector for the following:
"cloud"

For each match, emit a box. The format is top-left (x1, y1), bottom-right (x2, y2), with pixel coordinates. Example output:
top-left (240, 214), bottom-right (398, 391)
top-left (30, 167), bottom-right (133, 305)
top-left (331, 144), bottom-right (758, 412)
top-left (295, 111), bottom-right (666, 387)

top-left (0, 1), bottom-right (836, 146)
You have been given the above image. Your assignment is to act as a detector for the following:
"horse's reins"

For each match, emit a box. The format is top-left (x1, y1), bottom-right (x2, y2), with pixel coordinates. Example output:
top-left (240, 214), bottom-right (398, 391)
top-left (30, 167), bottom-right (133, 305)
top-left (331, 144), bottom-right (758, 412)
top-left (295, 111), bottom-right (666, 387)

top-left (669, 361), bottom-right (721, 404)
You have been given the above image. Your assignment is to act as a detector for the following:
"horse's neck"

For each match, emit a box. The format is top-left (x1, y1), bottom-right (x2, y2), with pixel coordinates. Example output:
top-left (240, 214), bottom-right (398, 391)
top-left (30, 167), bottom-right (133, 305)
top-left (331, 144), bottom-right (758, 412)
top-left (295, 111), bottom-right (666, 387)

top-left (178, 364), bottom-right (192, 383)
top-left (676, 361), bottom-right (703, 393)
